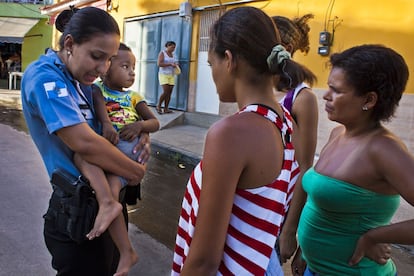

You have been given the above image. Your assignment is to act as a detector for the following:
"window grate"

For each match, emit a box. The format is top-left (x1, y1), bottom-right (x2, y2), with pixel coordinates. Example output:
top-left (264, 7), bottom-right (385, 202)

top-left (199, 9), bottom-right (223, 52)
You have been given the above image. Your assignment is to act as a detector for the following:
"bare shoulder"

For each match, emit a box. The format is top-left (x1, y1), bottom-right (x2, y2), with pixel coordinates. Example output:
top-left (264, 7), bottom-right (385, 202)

top-left (206, 112), bottom-right (276, 150)
top-left (295, 87), bottom-right (317, 103)
top-left (368, 128), bottom-right (408, 157)
top-left (157, 51), bottom-right (164, 62)
top-left (203, 114), bottom-right (255, 173)
top-left (293, 87), bottom-right (318, 110)
top-left (367, 127), bottom-right (414, 197)
top-left (207, 112), bottom-right (257, 139)
top-left (292, 87), bottom-right (318, 120)
top-left (365, 127), bottom-right (412, 178)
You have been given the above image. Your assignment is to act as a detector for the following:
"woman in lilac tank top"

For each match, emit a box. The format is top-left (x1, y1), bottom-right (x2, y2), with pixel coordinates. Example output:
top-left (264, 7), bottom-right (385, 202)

top-left (270, 14), bottom-right (319, 275)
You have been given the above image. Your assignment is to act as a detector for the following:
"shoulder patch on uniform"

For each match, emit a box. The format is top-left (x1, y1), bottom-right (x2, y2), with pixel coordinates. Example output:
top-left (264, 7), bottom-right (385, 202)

top-left (44, 81), bottom-right (68, 99)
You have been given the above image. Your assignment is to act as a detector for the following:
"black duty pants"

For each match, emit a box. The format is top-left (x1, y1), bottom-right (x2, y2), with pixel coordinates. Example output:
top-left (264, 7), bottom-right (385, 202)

top-left (44, 220), bottom-right (119, 276)
top-left (43, 188), bottom-right (128, 276)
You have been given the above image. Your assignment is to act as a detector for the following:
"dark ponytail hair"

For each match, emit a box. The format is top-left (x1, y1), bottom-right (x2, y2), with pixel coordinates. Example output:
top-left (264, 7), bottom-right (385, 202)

top-left (210, 7), bottom-right (315, 91)
top-left (272, 14), bottom-right (314, 56)
top-left (271, 14), bottom-right (316, 90)
top-left (56, 7), bottom-right (120, 50)
top-left (55, 6), bottom-right (79, 33)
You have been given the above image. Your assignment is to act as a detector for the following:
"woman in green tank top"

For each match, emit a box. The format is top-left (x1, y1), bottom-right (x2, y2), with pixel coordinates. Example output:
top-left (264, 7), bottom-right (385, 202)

top-left (293, 45), bottom-right (414, 276)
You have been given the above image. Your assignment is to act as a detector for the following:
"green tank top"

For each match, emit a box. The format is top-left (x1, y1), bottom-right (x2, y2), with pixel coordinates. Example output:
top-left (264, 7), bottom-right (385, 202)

top-left (298, 168), bottom-right (400, 275)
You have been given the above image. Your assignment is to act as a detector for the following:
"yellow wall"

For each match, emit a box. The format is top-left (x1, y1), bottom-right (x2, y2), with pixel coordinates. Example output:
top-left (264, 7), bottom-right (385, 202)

top-left (104, 0), bottom-right (414, 93)
top-left (53, 0), bottom-right (408, 94)
top-left (255, 0), bottom-right (414, 93)
top-left (22, 19), bottom-right (53, 71)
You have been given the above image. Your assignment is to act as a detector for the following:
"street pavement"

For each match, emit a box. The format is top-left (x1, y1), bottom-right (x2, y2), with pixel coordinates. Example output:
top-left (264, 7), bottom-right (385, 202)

top-left (1, 89), bottom-right (414, 275)
top-left (0, 90), bottom-right (186, 275)
top-left (0, 122), bottom-right (177, 276)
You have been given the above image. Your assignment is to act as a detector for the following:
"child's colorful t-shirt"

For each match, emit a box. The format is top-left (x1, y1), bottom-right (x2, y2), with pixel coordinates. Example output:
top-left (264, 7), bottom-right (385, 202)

top-left (95, 81), bottom-right (145, 131)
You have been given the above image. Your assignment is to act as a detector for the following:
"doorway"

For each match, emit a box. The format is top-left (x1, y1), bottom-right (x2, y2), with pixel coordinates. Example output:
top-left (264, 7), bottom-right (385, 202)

top-left (124, 14), bottom-right (191, 111)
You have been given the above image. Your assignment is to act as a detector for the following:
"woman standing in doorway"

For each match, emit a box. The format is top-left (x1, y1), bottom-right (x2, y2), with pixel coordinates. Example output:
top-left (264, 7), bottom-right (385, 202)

top-left (156, 41), bottom-right (179, 114)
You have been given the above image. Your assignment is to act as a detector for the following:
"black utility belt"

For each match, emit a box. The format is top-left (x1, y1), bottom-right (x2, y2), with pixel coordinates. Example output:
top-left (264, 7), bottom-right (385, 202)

top-left (44, 169), bottom-right (98, 243)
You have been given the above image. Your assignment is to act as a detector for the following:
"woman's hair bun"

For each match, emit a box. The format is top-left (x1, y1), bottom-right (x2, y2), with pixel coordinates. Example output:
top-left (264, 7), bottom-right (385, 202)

top-left (55, 6), bottom-right (79, 33)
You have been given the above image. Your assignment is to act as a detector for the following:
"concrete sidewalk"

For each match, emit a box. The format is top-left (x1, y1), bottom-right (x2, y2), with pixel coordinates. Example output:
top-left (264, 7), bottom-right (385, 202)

top-left (0, 88), bottom-right (212, 276)
top-left (0, 88), bottom-right (211, 164)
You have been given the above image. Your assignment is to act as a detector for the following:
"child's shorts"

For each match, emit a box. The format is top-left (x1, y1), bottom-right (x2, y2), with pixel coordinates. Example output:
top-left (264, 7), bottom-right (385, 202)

top-left (116, 136), bottom-right (142, 187)
top-left (159, 73), bottom-right (175, 85)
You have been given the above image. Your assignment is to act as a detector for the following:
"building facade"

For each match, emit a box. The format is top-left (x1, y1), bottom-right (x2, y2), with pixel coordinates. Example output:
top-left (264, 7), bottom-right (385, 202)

top-left (39, 0), bottom-right (414, 115)
top-left (0, 1), bottom-right (52, 78)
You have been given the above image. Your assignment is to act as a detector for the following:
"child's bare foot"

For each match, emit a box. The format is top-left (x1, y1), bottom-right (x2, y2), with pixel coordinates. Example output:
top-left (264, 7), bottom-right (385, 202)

top-left (87, 200), bottom-right (122, 240)
top-left (114, 248), bottom-right (139, 276)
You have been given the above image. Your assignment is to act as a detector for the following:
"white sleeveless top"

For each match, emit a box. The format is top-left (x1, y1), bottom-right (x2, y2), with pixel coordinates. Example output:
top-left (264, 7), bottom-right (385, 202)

top-left (159, 50), bottom-right (176, 75)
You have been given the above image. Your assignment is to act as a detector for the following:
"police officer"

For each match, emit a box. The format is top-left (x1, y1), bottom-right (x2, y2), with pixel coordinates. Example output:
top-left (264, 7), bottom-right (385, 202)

top-left (21, 7), bottom-right (149, 275)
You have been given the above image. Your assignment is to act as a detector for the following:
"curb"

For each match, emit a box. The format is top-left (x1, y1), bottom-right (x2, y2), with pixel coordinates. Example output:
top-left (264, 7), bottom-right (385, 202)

top-left (0, 91), bottom-right (21, 110)
top-left (151, 141), bottom-right (200, 167)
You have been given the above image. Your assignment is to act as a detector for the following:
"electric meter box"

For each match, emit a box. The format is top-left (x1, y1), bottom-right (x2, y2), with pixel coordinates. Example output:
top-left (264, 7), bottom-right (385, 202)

top-left (318, 46), bottom-right (330, 56)
top-left (319, 31), bottom-right (331, 46)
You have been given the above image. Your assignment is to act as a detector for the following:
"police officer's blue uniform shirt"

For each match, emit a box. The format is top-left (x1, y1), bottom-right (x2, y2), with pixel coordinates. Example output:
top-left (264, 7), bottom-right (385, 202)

top-left (21, 49), bottom-right (98, 178)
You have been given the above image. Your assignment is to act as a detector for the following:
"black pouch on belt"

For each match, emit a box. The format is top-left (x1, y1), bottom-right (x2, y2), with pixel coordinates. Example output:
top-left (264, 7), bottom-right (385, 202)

top-left (44, 168), bottom-right (98, 243)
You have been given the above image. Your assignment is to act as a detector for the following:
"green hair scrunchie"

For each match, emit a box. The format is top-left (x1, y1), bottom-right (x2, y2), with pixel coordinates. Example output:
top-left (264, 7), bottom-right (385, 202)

top-left (267, 44), bottom-right (291, 69)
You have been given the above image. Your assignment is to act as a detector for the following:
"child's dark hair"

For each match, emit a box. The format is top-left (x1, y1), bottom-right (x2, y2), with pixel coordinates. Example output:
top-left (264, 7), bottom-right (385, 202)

top-left (165, 41), bottom-right (176, 47)
top-left (119, 42), bottom-right (132, 52)
top-left (56, 7), bottom-right (120, 50)
top-left (210, 7), bottom-right (315, 91)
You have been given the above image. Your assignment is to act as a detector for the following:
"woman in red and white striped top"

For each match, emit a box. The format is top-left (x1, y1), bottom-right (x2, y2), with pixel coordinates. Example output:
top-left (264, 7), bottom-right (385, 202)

top-left (172, 6), bottom-right (311, 276)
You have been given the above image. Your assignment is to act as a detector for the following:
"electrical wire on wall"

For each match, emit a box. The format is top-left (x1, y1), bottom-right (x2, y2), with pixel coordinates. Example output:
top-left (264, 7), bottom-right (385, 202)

top-left (325, 0), bottom-right (342, 45)
top-left (215, 0), bottom-right (227, 17)
top-left (329, 16), bottom-right (342, 44)
top-left (323, 0), bottom-right (334, 33)
top-left (296, 0), bottom-right (302, 17)
top-left (258, 0), bottom-right (272, 10)
top-left (318, 0), bottom-right (341, 56)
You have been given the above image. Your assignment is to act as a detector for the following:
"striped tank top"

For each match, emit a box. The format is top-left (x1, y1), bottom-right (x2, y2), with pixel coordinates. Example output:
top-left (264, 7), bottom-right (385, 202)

top-left (172, 104), bottom-right (300, 275)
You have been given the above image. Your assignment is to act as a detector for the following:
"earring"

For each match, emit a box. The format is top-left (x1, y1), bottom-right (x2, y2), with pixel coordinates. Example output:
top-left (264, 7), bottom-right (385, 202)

top-left (362, 106), bottom-right (368, 111)
top-left (67, 51), bottom-right (71, 56)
